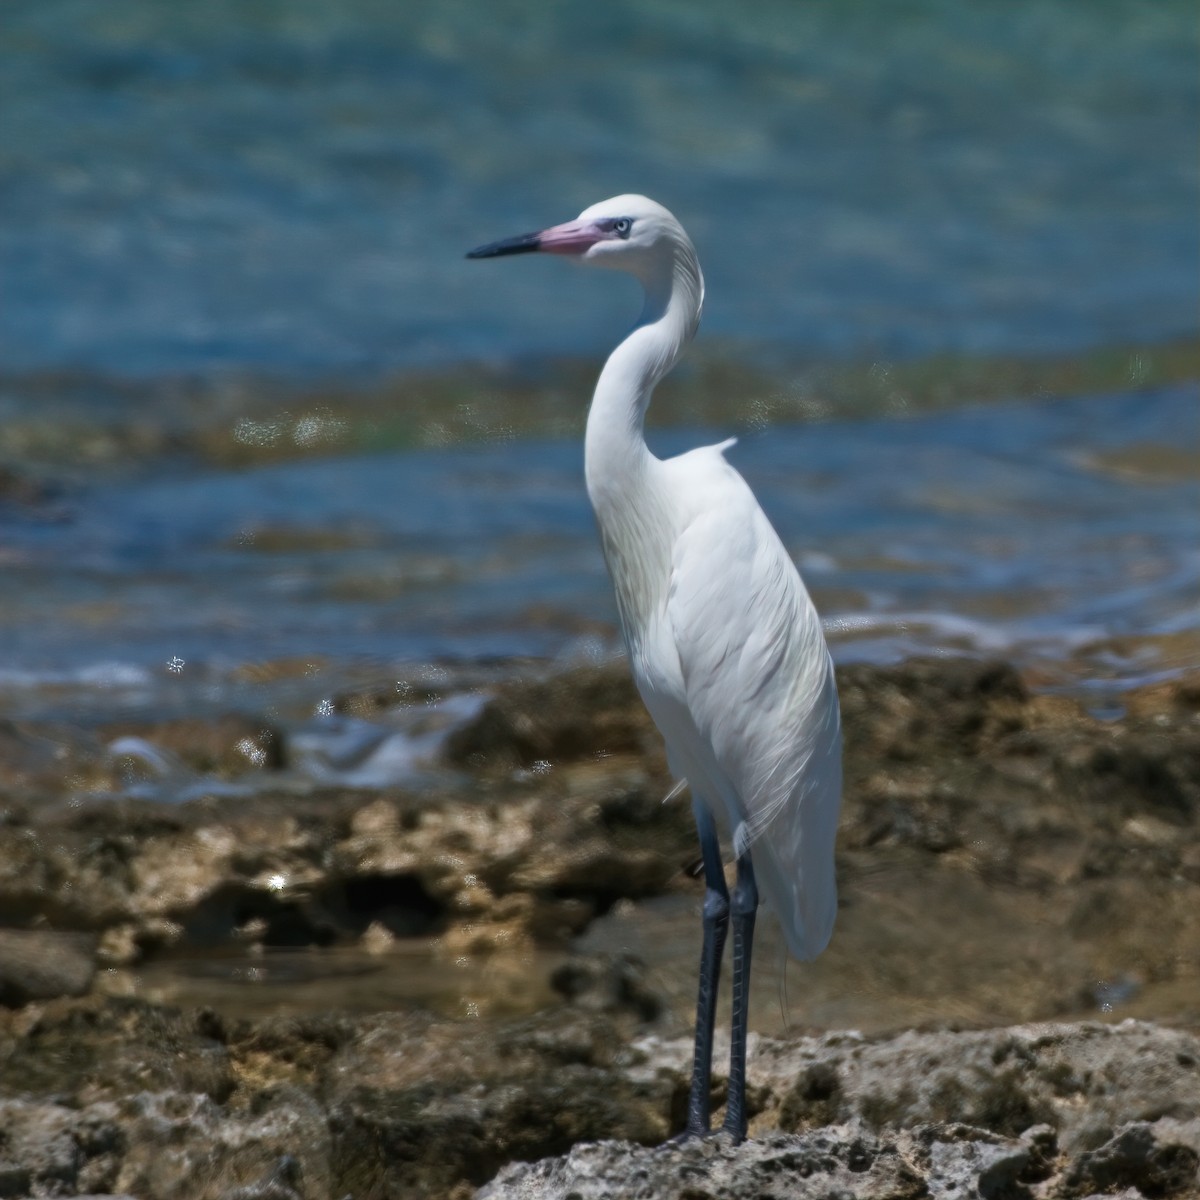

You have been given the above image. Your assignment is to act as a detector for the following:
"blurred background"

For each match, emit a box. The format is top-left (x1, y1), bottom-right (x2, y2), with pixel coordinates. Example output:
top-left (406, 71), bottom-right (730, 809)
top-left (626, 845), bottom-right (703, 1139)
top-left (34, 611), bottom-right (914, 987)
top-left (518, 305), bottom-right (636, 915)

top-left (2, 0), bottom-right (1196, 730)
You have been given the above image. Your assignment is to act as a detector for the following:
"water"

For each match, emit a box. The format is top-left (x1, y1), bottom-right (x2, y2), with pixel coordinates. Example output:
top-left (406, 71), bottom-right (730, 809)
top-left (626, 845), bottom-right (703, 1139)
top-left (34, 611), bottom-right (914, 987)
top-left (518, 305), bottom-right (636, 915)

top-left (1, 1), bottom-right (1197, 729)
top-left (0, 0), bottom-right (1195, 374)
top-left (3, 383), bottom-right (1195, 729)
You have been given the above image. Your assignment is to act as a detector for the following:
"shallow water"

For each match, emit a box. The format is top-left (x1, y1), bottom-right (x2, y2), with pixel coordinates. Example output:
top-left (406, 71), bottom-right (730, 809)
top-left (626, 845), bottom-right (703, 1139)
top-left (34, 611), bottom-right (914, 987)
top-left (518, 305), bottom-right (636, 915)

top-left (121, 942), bottom-right (562, 1024)
top-left (3, 383), bottom-right (1195, 732)
top-left (3, 0), bottom-right (1196, 732)
top-left (114, 863), bottom-right (1193, 1035)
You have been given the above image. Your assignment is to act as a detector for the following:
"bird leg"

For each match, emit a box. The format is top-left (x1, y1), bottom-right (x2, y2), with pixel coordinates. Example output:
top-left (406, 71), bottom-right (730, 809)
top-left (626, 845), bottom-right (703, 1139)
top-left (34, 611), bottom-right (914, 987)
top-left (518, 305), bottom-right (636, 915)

top-left (722, 850), bottom-right (758, 1141)
top-left (679, 798), bottom-right (729, 1138)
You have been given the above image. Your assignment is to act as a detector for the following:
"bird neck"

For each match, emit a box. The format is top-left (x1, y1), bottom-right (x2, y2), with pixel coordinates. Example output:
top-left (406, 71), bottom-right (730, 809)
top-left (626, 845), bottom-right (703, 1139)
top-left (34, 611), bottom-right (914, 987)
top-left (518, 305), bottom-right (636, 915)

top-left (584, 245), bottom-right (704, 509)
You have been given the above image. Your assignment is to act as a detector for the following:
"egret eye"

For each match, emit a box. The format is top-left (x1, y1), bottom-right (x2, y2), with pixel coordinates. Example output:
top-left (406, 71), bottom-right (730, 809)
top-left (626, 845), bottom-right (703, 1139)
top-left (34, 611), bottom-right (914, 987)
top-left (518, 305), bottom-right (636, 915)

top-left (613, 217), bottom-right (633, 238)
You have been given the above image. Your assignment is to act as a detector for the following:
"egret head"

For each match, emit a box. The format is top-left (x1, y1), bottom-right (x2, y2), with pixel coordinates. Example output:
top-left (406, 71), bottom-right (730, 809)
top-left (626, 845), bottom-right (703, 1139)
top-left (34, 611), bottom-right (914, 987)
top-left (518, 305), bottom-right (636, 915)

top-left (467, 194), bottom-right (693, 281)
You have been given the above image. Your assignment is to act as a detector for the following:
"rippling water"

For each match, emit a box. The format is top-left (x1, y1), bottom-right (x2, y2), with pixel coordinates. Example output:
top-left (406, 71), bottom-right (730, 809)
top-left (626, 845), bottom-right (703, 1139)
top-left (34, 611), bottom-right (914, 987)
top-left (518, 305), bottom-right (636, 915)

top-left (1, 0), bottom-right (1197, 732)
top-left (3, 383), bottom-right (1195, 727)
top-left (1, 0), bottom-right (1195, 373)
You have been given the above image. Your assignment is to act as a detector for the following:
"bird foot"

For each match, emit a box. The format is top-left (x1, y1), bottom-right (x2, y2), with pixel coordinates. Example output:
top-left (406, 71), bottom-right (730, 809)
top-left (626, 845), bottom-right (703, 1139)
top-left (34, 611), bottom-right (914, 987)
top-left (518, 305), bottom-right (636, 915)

top-left (721, 1119), bottom-right (748, 1144)
top-left (662, 1125), bottom-right (744, 1149)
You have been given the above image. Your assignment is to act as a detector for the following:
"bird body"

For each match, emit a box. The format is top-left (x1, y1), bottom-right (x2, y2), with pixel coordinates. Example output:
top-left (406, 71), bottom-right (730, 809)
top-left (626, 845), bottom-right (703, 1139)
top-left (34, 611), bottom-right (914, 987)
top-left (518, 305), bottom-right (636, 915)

top-left (469, 194), bottom-right (842, 1140)
top-left (575, 196), bottom-right (841, 964)
top-left (614, 446), bottom-right (840, 960)
top-left (591, 435), bottom-right (840, 963)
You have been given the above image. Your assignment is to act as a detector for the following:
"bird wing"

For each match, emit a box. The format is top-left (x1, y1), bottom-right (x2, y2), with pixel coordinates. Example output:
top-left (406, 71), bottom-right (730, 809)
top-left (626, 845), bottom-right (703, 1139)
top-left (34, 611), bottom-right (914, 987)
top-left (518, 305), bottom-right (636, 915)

top-left (663, 447), bottom-right (842, 960)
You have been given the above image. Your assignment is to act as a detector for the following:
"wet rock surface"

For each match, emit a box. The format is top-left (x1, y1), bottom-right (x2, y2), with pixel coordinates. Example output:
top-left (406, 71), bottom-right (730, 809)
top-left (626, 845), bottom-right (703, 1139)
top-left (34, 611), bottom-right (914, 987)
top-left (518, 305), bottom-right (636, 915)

top-left (99, 715), bottom-right (285, 780)
top-left (4, 655), bottom-right (1196, 1031)
top-left (0, 931), bottom-right (96, 1008)
top-left (0, 757), bottom-right (692, 964)
top-left (442, 666), bottom-right (655, 770)
top-left (0, 657), bottom-right (1198, 1196)
top-left (0, 659), bottom-right (1196, 983)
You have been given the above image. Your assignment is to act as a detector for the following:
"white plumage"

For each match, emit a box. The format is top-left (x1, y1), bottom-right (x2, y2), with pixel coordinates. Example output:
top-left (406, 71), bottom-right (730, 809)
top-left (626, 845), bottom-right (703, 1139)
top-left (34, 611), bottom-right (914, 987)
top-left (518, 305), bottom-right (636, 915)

top-left (576, 195), bottom-right (841, 962)
top-left (469, 194), bottom-right (842, 1141)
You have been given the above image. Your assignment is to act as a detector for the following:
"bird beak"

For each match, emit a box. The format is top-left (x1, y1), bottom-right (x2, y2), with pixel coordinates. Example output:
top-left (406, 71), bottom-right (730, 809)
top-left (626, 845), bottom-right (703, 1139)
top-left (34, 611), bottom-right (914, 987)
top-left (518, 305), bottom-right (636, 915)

top-left (466, 220), bottom-right (602, 259)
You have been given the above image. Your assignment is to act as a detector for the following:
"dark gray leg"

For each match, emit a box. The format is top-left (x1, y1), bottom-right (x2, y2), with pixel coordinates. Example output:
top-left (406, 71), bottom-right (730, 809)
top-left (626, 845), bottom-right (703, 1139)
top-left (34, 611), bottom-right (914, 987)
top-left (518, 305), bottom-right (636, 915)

top-left (681, 798), bottom-right (729, 1137)
top-left (721, 849), bottom-right (758, 1141)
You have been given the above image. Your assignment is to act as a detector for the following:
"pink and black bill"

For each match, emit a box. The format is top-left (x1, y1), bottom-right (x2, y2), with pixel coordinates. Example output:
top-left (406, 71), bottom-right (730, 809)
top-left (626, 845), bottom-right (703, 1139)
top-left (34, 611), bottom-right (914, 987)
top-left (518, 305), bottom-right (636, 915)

top-left (465, 230), bottom-right (543, 258)
top-left (467, 216), bottom-right (632, 259)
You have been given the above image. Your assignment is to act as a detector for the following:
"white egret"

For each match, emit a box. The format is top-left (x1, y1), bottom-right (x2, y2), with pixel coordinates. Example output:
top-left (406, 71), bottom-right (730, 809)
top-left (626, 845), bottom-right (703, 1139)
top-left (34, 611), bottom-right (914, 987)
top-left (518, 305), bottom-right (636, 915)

top-left (468, 195), bottom-right (841, 1142)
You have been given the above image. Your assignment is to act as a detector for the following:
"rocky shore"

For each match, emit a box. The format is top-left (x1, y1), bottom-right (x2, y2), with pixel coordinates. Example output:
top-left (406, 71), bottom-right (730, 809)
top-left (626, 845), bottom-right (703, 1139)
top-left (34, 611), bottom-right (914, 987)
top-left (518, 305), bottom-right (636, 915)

top-left (1, 657), bottom-right (1198, 1197)
top-left (1, 1000), bottom-right (1198, 1199)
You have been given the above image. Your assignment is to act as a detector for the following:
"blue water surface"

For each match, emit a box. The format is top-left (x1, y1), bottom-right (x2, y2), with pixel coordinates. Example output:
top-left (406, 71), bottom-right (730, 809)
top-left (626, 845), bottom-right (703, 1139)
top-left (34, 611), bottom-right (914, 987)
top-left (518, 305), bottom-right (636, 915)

top-left (2, 383), bottom-right (1195, 720)
top-left (0, 0), bottom-right (1195, 376)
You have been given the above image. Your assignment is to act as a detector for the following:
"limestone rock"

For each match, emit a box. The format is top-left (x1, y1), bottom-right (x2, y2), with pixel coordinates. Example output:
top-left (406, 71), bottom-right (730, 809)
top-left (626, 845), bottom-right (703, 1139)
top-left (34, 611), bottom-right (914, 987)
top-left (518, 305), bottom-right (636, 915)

top-left (0, 930), bottom-right (96, 1007)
